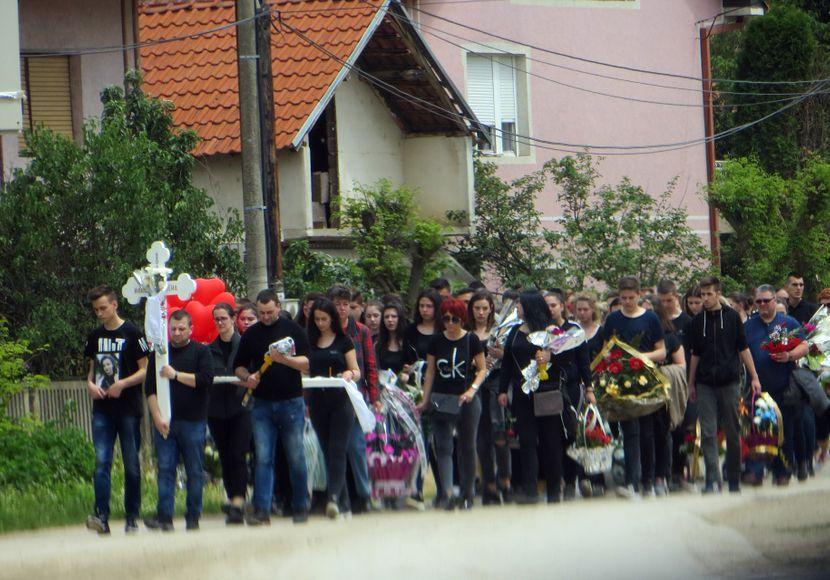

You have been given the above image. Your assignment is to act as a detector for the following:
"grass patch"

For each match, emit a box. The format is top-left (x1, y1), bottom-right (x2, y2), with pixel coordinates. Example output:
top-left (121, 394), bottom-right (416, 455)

top-left (0, 472), bottom-right (225, 533)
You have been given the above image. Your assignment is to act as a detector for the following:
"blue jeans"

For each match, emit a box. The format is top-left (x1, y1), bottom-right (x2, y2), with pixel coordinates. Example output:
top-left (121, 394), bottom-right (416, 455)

top-left (251, 397), bottom-right (308, 513)
top-left (92, 411), bottom-right (141, 519)
top-left (346, 421), bottom-right (371, 499)
top-left (155, 419), bottom-right (206, 521)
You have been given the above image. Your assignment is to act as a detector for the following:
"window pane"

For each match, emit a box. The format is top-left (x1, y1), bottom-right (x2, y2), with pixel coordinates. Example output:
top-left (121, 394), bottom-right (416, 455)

top-left (501, 121), bottom-right (517, 154)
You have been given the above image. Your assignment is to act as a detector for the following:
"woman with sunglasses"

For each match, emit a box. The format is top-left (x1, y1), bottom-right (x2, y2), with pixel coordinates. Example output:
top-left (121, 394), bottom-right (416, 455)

top-left (306, 298), bottom-right (362, 519)
top-left (468, 290), bottom-right (513, 505)
top-left (207, 302), bottom-right (250, 525)
top-left (419, 299), bottom-right (487, 510)
top-left (498, 291), bottom-right (568, 504)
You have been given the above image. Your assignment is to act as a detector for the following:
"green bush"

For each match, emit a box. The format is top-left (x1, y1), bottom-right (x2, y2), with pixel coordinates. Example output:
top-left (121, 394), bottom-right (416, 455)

top-left (0, 420), bottom-right (94, 489)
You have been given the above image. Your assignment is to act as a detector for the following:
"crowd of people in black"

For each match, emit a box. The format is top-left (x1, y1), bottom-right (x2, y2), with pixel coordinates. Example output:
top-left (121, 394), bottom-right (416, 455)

top-left (82, 272), bottom-right (830, 533)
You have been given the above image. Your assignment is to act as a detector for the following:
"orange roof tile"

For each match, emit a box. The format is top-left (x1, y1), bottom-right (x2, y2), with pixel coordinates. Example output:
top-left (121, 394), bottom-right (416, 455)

top-left (139, 0), bottom-right (385, 155)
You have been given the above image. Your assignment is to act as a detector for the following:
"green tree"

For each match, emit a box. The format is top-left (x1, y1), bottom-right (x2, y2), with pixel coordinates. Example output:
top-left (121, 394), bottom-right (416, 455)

top-left (544, 155), bottom-right (710, 291)
top-left (0, 320), bottom-right (48, 417)
top-left (718, 5), bottom-right (826, 175)
top-left (449, 158), bottom-right (553, 289)
top-left (708, 157), bottom-right (830, 290)
top-left (282, 240), bottom-right (366, 298)
top-left (339, 180), bottom-right (446, 304)
top-left (0, 72), bottom-right (244, 377)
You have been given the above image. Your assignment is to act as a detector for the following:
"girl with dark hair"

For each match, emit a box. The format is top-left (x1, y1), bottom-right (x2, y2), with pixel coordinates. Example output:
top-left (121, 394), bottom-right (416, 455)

top-left (295, 292), bottom-right (325, 329)
top-left (306, 298), bottom-right (361, 519)
top-left (683, 286), bottom-right (703, 318)
top-left (98, 354), bottom-right (118, 389)
top-left (235, 302), bottom-right (258, 335)
top-left (376, 302), bottom-right (416, 375)
top-left (208, 302), bottom-right (250, 524)
top-left (404, 289), bottom-right (443, 360)
top-left (469, 291), bottom-right (513, 505)
top-left (419, 299), bottom-right (486, 510)
top-left (363, 300), bottom-right (383, 342)
top-left (545, 292), bottom-right (596, 500)
top-left (498, 291), bottom-right (568, 504)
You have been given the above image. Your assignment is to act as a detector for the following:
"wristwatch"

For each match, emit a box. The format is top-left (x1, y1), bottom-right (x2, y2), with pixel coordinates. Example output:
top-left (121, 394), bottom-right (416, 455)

top-left (470, 383), bottom-right (480, 391)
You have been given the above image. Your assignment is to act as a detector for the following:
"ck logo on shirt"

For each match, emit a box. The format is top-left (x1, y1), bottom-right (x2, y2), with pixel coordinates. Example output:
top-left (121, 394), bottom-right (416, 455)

top-left (437, 348), bottom-right (466, 380)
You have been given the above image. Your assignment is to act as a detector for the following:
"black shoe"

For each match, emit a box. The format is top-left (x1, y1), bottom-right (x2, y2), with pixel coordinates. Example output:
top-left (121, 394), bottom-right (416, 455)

top-left (292, 509), bottom-right (309, 524)
top-left (499, 486), bottom-right (514, 504)
top-left (482, 489), bottom-right (502, 506)
top-left (728, 482), bottom-right (741, 494)
top-left (458, 497), bottom-right (473, 510)
top-left (125, 517), bottom-right (139, 534)
top-left (432, 495), bottom-right (449, 510)
top-left (144, 516), bottom-right (174, 532)
top-left (221, 502), bottom-right (231, 515)
top-left (185, 517), bottom-right (199, 531)
top-left (246, 509), bottom-right (271, 526)
top-left (226, 506), bottom-right (244, 525)
top-left (547, 493), bottom-right (561, 504)
top-left (807, 461), bottom-right (815, 477)
top-left (86, 514), bottom-right (110, 535)
top-left (563, 484), bottom-right (576, 501)
top-left (797, 463), bottom-right (808, 482)
top-left (443, 496), bottom-right (457, 511)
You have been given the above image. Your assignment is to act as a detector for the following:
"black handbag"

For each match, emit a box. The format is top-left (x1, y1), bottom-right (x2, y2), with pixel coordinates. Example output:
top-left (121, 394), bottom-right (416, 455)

top-left (430, 392), bottom-right (462, 415)
top-left (533, 390), bottom-right (564, 417)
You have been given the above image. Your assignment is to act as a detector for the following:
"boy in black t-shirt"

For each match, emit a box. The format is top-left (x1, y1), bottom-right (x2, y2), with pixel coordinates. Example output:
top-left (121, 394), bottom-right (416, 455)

top-left (602, 277), bottom-right (666, 500)
top-left (83, 285), bottom-right (151, 535)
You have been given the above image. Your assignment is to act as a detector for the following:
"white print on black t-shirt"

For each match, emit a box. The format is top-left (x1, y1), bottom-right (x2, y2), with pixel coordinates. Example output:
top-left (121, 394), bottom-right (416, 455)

top-left (96, 354), bottom-right (120, 389)
top-left (437, 348), bottom-right (465, 380)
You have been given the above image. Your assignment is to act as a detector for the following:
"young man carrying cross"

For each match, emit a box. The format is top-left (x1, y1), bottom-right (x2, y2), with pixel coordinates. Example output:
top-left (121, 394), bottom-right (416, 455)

top-left (84, 285), bottom-right (151, 535)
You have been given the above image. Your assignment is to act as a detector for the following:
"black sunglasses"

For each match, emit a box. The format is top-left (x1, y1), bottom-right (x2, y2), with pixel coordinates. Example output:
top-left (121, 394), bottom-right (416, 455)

top-left (442, 315), bottom-right (462, 324)
top-left (755, 298), bottom-right (774, 305)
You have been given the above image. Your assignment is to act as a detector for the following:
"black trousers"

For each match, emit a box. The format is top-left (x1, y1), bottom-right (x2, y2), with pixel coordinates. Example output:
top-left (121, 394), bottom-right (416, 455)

top-left (308, 389), bottom-right (355, 508)
top-left (513, 391), bottom-right (564, 500)
top-left (640, 407), bottom-right (672, 485)
top-left (477, 386), bottom-right (511, 488)
top-left (208, 412), bottom-right (252, 499)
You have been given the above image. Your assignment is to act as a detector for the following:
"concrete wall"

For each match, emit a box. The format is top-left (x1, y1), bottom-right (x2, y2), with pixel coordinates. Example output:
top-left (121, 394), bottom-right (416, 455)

top-left (419, 0), bottom-right (723, 242)
top-left (2, 0), bottom-right (135, 179)
top-left (335, 74), bottom-right (405, 197)
top-left (403, 135), bottom-right (474, 223)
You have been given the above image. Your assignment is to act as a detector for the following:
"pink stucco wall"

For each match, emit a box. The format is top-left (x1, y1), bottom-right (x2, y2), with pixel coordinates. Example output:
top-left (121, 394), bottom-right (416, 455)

top-left (415, 0), bottom-right (722, 242)
top-left (2, 0), bottom-right (135, 178)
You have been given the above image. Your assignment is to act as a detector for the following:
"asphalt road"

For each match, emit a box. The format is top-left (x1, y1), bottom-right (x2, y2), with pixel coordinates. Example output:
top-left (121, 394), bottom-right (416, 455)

top-left (1, 469), bottom-right (828, 580)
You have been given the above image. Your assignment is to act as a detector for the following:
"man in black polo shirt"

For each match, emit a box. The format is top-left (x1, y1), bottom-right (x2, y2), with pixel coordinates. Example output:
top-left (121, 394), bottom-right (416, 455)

top-left (785, 272), bottom-right (818, 324)
top-left (144, 310), bottom-right (214, 531)
top-left (234, 289), bottom-right (311, 525)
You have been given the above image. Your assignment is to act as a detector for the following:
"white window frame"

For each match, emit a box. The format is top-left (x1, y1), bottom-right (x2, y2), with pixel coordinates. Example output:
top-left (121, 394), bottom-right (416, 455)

top-left (466, 53), bottom-right (521, 157)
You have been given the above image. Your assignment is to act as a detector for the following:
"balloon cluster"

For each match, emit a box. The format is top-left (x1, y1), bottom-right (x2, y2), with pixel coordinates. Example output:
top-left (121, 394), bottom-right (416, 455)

top-left (167, 278), bottom-right (235, 344)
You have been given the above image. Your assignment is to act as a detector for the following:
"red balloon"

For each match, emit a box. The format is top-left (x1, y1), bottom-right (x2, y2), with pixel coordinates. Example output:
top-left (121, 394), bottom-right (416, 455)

top-left (184, 300), bottom-right (215, 344)
top-left (167, 294), bottom-right (186, 309)
top-left (209, 291), bottom-right (236, 309)
top-left (192, 278), bottom-right (226, 305)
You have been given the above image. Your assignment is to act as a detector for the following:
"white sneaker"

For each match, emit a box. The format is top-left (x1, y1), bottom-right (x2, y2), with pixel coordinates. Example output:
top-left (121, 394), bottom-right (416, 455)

top-left (325, 501), bottom-right (340, 519)
top-left (616, 485), bottom-right (641, 501)
top-left (654, 482), bottom-right (668, 497)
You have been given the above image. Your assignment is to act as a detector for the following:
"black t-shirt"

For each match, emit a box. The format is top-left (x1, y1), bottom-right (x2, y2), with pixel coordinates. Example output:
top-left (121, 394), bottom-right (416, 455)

top-left (428, 332), bottom-right (483, 395)
top-left (788, 300), bottom-right (818, 324)
top-left (404, 323), bottom-right (435, 360)
top-left (586, 325), bottom-right (605, 362)
top-left (145, 341), bottom-right (214, 422)
top-left (84, 321), bottom-right (151, 417)
top-left (376, 337), bottom-right (417, 374)
top-left (309, 334), bottom-right (355, 378)
top-left (233, 318), bottom-right (310, 401)
top-left (603, 310), bottom-right (665, 353)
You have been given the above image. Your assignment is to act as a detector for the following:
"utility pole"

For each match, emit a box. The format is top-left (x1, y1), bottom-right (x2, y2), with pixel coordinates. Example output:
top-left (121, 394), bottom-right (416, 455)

top-left (236, 0), bottom-right (268, 298)
top-left (255, 1), bottom-right (284, 292)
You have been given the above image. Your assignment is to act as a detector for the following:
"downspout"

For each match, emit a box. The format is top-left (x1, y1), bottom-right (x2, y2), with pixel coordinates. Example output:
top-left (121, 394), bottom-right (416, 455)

top-left (700, 29), bottom-right (720, 269)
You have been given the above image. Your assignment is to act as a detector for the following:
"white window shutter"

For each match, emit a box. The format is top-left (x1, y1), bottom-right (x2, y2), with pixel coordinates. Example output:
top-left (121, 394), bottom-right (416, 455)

top-left (466, 55), bottom-right (495, 127)
top-left (495, 56), bottom-right (517, 124)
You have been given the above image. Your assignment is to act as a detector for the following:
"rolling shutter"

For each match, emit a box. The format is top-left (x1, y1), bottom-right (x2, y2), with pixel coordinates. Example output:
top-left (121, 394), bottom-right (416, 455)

top-left (22, 56), bottom-right (73, 138)
top-left (466, 54), bottom-right (495, 126)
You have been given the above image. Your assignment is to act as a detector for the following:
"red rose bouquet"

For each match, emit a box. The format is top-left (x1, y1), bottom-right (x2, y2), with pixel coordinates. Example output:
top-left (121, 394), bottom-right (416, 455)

top-left (761, 324), bottom-right (804, 354)
top-left (591, 336), bottom-right (670, 421)
top-left (566, 404), bottom-right (614, 475)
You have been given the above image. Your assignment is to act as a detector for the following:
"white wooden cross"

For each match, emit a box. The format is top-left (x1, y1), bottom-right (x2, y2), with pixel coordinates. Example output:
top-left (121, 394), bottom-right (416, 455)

top-left (122, 241), bottom-right (196, 423)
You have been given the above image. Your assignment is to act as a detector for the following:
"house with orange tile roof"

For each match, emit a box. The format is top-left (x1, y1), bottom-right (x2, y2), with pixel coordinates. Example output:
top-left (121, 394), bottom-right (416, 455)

top-left (138, 0), bottom-right (482, 244)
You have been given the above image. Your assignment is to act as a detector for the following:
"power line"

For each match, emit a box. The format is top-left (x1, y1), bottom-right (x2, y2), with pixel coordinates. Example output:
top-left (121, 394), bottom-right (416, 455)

top-left (411, 5), bottom-right (830, 87)
top-left (274, 15), bottom-right (824, 155)
top-left (401, 10), bottom-right (821, 99)
top-left (408, 14), bottom-right (826, 110)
